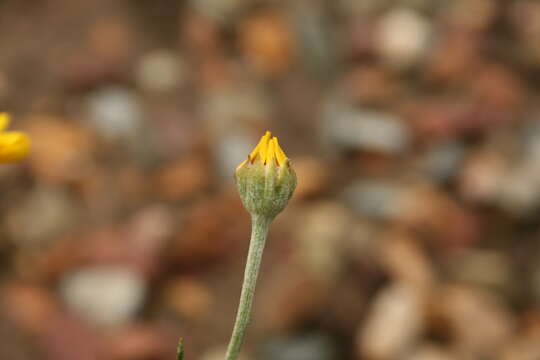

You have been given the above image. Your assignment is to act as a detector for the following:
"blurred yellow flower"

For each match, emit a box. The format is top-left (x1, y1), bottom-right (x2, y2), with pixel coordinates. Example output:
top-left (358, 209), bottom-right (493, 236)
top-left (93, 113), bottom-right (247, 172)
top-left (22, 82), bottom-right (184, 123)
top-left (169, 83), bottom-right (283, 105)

top-left (0, 113), bottom-right (30, 163)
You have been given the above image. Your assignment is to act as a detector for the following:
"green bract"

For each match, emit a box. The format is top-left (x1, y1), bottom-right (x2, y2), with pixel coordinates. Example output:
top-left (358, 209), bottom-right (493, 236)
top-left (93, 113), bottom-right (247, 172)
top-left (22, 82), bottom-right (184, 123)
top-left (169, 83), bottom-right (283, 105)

top-left (235, 157), bottom-right (296, 218)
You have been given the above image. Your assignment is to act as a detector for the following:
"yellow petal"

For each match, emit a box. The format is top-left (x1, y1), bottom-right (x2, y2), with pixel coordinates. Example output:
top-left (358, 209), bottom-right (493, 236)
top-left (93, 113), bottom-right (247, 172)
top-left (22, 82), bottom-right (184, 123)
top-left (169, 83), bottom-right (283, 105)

top-left (265, 136), bottom-right (276, 164)
top-left (236, 158), bottom-right (248, 172)
top-left (273, 137), bottom-right (287, 165)
top-left (0, 131), bottom-right (31, 162)
top-left (258, 131), bottom-right (271, 162)
top-left (0, 113), bottom-right (10, 131)
top-left (249, 131), bottom-right (271, 162)
top-left (242, 131), bottom-right (291, 168)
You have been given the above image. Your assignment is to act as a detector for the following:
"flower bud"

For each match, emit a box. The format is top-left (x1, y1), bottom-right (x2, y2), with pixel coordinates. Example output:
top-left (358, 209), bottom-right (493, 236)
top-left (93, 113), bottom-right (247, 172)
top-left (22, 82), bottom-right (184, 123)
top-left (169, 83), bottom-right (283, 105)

top-left (235, 131), bottom-right (296, 218)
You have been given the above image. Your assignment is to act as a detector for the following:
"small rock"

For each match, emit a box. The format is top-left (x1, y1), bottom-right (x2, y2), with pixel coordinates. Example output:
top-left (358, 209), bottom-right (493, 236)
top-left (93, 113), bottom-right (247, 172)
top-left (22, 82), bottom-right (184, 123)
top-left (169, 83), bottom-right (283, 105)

top-left (377, 7), bottom-right (432, 69)
top-left (326, 106), bottom-right (410, 154)
top-left (377, 230), bottom-right (435, 292)
top-left (60, 265), bottom-right (147, 327)
top-left (341, 180), bottom-right (406, 219)
top-left (357, 282), bottom-right (423, 360)
top-left (85, 87), bottom-right (144, 141)
top-left (136, 50), bottom-right (186, 93)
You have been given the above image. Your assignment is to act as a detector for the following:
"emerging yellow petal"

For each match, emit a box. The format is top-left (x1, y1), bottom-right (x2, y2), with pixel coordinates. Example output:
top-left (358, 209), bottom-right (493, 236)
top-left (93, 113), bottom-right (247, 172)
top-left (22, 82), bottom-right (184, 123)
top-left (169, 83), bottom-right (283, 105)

top-left (236, 158), bottom-right (248, 172)
top-left (265, 136), bottom-right (275, 164)
top-left (273, 137), bottom-right (287, 165)
top-left (249, 131), bottom-right (271, 162)
top-left (244, 131), bottom-right (289, 167)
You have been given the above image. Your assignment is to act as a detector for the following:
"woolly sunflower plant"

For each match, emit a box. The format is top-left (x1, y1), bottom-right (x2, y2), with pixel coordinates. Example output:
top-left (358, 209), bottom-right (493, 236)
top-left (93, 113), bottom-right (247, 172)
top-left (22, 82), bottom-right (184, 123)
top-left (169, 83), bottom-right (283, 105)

top-left (178, 131), bottom-right (296, 360)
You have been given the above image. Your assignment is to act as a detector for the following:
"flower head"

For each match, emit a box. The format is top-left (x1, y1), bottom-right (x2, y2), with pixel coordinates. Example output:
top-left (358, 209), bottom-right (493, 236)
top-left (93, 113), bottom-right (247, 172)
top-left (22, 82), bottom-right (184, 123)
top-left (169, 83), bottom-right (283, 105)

top-left (0, 113), bottom-right (30, 163)
top-left (235, 131), bottom-right (296, 218)
top-left (242, 131), bottom-right (287, 167)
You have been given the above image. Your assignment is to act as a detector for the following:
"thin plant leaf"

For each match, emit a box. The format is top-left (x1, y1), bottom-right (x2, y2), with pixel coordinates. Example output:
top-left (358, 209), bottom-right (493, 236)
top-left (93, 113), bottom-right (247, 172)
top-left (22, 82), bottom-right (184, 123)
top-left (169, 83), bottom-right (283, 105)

top-left (177, 338), bottom-right (184, 360)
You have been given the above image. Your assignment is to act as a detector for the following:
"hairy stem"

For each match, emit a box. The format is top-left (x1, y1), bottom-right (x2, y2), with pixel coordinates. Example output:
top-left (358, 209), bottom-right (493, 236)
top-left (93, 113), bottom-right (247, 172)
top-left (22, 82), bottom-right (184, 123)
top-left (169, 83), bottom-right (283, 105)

top-left (225, 214), bottom-right (271, 360)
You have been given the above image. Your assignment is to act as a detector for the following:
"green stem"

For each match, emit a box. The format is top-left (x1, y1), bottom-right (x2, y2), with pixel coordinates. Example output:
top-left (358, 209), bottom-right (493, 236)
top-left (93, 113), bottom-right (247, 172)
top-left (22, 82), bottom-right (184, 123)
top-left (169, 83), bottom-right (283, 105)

top-left (225, 214), bottom-right (272, 360)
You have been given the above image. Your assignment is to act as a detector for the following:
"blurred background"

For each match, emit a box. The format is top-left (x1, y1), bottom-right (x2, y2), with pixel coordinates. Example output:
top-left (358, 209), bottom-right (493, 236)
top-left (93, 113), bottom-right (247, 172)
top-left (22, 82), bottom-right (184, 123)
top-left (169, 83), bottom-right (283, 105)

top-left (1, 0), bottom-right (540, 359)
